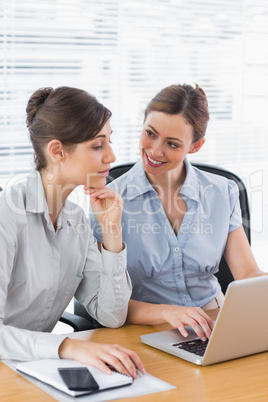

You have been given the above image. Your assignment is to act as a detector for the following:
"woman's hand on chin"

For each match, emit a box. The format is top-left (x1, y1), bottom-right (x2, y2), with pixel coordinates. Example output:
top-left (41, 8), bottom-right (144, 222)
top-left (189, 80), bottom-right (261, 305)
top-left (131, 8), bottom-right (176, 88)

top-left (86, 187), bottom-right (123, 228)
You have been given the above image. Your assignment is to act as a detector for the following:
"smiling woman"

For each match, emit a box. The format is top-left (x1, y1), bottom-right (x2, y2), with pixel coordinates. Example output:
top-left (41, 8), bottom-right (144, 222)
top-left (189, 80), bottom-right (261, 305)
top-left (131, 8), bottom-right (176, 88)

top-left (140, 112), bottom-right (204, 176)
top-left (90, 83), bottom-right (267, 344)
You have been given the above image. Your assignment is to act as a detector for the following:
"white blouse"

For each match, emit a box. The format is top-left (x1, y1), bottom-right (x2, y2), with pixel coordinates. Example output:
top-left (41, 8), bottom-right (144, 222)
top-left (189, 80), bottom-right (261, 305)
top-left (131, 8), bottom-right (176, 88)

top-left (0, 171), bottom-right (131, 361)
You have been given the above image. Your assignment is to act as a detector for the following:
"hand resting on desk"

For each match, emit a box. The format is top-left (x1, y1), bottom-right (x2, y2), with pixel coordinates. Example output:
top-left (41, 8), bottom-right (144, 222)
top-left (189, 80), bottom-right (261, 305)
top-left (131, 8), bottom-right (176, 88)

top-left (59, 339), bottom-right (146, 379)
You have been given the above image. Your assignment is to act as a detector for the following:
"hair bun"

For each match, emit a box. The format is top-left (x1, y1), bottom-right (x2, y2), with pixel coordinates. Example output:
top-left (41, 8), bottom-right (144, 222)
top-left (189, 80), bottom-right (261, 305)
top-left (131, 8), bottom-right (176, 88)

top-left (26, 87), bottom-right (53, 127)
top-left (195, 83), bottom-right (206, 97)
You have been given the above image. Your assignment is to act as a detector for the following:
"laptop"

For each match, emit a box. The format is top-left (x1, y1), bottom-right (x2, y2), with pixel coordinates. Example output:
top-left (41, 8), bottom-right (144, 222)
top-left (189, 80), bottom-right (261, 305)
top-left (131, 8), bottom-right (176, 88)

top-left (140, 276), bottom-right (268, 366)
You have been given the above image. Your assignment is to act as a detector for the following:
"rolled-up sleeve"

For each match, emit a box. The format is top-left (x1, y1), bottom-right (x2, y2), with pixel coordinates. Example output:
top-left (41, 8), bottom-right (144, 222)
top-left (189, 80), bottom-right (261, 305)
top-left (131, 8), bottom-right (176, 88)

top-left (74, 235), bottom-right (132, 328)
top-left (228, 180), bottom-right (243, 233)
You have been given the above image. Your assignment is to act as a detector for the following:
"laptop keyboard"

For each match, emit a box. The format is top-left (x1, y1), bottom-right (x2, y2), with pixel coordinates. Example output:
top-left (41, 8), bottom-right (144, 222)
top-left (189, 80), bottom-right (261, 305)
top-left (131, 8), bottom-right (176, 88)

top-left (172, 339), bottom-right (209, 356)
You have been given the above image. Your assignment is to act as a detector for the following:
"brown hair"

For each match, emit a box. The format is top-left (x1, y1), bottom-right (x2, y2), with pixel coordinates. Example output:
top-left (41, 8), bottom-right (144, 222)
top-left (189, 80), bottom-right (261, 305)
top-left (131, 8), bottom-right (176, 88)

top-left (144, 84), bottom-right (209, 143)
top-left (26, 86), bottom-right (112, 171)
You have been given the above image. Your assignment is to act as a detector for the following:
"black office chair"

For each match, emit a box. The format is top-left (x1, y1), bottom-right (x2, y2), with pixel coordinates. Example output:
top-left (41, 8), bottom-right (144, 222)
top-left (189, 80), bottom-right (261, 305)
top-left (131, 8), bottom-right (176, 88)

top-left (62, 161), bottom-right (251, 330)
top-left (60, 300), bottom-right (105, 331)
top-left (59, 308), bottom-right (99, 331)
top-left (190, 163), bottom-right (250, 294)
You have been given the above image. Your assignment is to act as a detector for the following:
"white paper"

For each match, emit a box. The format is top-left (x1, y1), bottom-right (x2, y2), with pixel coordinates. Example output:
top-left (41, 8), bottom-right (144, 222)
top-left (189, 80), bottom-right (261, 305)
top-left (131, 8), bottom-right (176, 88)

top-left (4, 358), bottom-right (176, 401)
top-left (16, 359), bottom-right (133, 397)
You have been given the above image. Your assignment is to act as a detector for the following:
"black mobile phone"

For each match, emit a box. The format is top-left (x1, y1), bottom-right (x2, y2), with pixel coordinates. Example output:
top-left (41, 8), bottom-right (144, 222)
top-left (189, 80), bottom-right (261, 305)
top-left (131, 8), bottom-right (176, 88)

top-left (58, 367), bottom-right (99, 392)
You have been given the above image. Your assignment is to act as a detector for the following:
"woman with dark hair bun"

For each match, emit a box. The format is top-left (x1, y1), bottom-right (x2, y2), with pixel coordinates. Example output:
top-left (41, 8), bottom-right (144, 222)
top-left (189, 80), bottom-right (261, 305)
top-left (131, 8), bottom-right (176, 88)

top-left (90, 83), bottom-right (265, 342)
top-left (0, 86), bottom-right (145, 379)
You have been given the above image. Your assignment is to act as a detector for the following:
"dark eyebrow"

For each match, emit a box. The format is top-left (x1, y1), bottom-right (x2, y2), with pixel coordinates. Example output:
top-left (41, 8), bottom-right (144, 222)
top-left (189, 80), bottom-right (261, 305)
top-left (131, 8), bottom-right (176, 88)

top-left (94, 130), bottom-right (113, 139)
top-left (147, 125), bottom-right (159, 135)
top-left (147, 125), bottom-right (183, 143)
top-left (94, 135), bottom-right (106, 139)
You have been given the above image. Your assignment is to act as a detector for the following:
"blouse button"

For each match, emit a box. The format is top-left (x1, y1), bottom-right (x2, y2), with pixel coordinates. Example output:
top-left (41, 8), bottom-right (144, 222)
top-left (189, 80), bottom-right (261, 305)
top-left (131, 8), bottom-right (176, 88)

top-left (174, 247), bottom-right (179, 252)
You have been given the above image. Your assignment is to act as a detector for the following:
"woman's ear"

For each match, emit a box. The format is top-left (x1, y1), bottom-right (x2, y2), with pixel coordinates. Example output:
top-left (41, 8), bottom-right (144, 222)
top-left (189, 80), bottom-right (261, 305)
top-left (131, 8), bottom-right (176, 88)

top-left (47, 140), bottom-right (65, 161)
top-left (188, 138), bottom-right (206, 154)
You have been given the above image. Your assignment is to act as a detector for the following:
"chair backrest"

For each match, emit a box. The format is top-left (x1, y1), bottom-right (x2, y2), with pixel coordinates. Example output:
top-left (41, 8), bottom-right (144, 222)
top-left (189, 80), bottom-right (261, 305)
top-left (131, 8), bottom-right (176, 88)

top-left (106, 161), bottom-right (251, 294)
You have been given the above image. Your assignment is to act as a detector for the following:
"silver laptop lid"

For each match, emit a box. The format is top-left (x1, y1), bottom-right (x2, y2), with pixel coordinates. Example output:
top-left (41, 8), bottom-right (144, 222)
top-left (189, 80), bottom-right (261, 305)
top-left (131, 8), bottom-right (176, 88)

top-left (140, 276), bottom-right (268, 366)
top-left (202, 275), bottom-right (268, 365)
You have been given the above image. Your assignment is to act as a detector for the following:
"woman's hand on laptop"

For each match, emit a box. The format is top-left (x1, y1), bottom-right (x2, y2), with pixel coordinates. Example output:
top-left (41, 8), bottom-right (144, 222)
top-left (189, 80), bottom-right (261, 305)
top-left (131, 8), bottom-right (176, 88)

top-left (127, 300), bottom-right (214, 340)
top-left (161, 306), bottom-right (214, 341)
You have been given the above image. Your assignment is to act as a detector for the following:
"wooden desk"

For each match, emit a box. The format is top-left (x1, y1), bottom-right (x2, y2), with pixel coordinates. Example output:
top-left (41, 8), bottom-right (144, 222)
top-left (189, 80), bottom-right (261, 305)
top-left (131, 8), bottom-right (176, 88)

top-left (1, 309), bottom-right (268, 401)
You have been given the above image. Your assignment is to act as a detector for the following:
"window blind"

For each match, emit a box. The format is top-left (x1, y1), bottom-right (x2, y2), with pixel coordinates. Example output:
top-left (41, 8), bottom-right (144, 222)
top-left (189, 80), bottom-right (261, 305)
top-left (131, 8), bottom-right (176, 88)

top-left (1, 0), bottom-right (268, 243)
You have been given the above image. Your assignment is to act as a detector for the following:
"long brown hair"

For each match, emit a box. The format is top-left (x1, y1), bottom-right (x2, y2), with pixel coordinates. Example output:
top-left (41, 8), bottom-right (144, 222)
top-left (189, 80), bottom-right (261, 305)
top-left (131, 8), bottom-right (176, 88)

top-left (144, 84), bottom-right (209, 143)
top-left (26, 86), bottom-right (111, 171)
